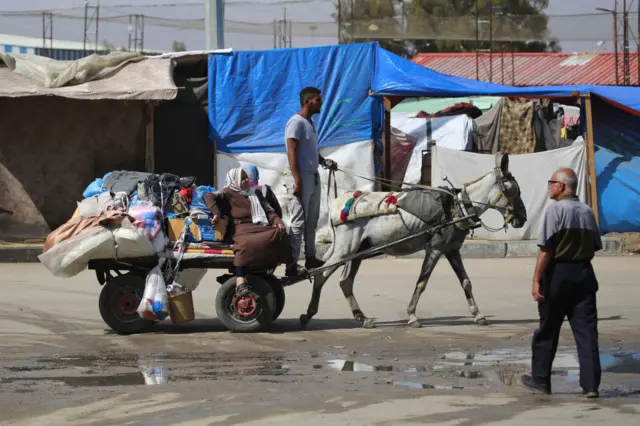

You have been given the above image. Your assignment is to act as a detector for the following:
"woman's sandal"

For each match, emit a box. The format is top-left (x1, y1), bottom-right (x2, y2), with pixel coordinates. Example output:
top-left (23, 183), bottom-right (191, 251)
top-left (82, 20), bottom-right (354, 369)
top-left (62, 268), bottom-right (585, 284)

top-left (235, 283), bottom-right (250, 296)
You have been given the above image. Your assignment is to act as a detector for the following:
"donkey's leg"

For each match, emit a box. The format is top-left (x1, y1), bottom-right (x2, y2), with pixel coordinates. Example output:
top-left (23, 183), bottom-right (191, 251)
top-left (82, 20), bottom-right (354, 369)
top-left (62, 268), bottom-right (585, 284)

top-left (406, 248), bottom-right (443, 328)
top-left (444, 249), bottom-right (488, 326)
top-left (338, 258), bottom-right (374, 329)
top-left (300, 261), bottom-right (342, 329)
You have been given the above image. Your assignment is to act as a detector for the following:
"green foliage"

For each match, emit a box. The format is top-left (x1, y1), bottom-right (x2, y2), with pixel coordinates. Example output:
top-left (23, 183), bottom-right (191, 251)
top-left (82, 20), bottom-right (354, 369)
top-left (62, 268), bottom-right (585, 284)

top-left (335, 0), bottom-right (559, 57)
top-left (172, 41), bottom-right (188, 52)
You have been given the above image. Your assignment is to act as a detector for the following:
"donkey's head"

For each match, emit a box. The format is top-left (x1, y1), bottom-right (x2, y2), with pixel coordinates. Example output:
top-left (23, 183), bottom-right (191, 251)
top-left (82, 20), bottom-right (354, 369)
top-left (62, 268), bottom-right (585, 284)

top-left (485, 153), bottom-right (527, 229)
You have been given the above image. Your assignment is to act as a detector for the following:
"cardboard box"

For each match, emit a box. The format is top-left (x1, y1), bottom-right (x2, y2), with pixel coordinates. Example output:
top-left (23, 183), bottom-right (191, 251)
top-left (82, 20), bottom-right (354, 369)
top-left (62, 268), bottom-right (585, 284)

top-left (167, 217), bottom-right (228, 242)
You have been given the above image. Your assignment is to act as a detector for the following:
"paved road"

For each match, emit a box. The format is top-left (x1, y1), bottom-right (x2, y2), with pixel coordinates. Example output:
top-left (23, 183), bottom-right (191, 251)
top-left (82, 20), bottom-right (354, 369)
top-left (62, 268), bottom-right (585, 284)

top-left (1, 257), bottom-right (639, 425)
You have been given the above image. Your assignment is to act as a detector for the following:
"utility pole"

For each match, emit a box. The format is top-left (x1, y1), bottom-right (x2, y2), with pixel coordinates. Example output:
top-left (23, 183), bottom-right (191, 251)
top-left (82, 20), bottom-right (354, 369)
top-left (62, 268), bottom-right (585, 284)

top-left (337, 0), bottom-right (342, 44)
top-left (489, 0), bottom-right (493, 83)
top-left (475, 1), bottom-right (479, 80)
top-left (42, 12), bottom-right (53, 58)
top-left (128, 15), bottom-right (145, 52)
top-left (623, 0), bottom-right (630, 85)
top-left (597, 2), bottom-right (620, 85)
top-left (205, 0), bottom-right (225, 50)
top-left (83, 1), bottom-right (100, 56)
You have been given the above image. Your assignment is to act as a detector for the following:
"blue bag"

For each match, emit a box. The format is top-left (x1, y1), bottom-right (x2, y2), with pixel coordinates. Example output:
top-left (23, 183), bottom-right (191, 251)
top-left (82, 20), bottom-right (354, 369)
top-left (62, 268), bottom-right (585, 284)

top-left (190, 186), bottom-right (216, 214)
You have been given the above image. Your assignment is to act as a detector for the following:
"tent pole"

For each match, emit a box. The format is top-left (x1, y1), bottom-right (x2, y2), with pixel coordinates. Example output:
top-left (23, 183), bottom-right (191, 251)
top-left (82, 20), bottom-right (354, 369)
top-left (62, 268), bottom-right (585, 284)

top-left (213, 139), bottom-right (218, 189)
top-left (582, 94), bottom-right (600, 226)
top-left (145, 101), bottom-right (156, 173)
top-left (383, 96), bottom-right (392, 192)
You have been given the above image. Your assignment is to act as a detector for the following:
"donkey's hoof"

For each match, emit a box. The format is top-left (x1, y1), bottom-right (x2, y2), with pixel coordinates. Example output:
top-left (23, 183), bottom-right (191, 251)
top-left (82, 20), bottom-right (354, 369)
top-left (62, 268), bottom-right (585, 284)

top-left (474, 317), bottom-right (489, 326)
top-left (300, 314), bottom-right (310, 329)
top-left (408, 320), bottom-right (422, 328)
top-left (362, 318), bottom-right (376, 329)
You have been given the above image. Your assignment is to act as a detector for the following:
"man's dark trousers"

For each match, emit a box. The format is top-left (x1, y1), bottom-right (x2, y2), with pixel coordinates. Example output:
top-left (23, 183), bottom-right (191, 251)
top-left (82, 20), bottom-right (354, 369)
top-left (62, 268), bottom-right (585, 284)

top-left (531, 261), bottom-right (601, 392)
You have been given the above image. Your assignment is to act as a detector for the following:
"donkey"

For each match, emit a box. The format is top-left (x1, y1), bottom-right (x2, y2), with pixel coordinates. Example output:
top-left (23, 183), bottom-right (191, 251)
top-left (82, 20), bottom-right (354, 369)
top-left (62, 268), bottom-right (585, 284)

top-left (299, 153), bottom-right (527, 329)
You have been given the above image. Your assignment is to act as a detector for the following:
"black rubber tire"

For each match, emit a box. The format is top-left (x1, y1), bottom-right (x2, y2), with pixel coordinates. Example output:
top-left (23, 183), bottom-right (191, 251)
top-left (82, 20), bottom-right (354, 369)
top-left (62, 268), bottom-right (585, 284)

top-left (98, 273), bottom-right (155, 335)
top-left (265, 275), bottom-right (286, 321)
top-left (215, 274), bottom-right (276, 333)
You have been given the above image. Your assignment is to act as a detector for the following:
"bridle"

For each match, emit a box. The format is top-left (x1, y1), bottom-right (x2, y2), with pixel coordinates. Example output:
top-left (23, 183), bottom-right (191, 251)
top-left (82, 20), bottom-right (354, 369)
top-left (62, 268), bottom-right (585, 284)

top-left (452, 168), bottom-right (522, 233)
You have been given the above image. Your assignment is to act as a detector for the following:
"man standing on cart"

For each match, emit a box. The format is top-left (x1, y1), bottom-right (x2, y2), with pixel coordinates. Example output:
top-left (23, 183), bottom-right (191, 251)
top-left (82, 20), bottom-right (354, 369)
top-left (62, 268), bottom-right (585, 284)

top-left (284, 86), bottom-right (338, 277)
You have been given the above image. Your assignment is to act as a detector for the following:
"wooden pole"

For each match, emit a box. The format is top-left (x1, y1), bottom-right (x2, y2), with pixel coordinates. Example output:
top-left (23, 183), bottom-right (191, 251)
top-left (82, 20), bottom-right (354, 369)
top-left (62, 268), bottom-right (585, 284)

top-left (213, 139), bottom-right (218, 189)
top-left (383, 96), bottom-right (392, 192)
top-left (145, 101), bottom-right (156, 173)
top-left (582, 94), bottom-right (600, 225)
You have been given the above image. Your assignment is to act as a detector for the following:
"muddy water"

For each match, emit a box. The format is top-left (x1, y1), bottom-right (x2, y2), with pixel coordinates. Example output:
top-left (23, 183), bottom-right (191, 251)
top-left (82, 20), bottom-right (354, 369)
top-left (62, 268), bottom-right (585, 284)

top-left (1, 347), bottom-right (639, 398)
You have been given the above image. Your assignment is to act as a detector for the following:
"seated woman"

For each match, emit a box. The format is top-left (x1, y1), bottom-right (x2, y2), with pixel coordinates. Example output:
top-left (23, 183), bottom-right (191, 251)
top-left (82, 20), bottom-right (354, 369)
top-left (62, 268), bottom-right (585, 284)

top-left (204, 167), bottom-right (293, 295)
top-left (241, 163), bottom-right (283, 218)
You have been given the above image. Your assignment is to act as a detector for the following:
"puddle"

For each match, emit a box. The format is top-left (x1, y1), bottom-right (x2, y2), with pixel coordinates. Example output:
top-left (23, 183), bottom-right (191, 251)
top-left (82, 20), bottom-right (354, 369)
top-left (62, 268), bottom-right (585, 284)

top-left (438, 350), bottom-right (640, 375)
top-left (391, 381), bottom-right (481, 391)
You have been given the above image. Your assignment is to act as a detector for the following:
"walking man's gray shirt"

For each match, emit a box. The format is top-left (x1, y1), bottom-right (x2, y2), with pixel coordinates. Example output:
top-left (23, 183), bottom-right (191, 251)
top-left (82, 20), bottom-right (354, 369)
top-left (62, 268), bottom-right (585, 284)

top-left (285, 114), bottom-right (319, 174)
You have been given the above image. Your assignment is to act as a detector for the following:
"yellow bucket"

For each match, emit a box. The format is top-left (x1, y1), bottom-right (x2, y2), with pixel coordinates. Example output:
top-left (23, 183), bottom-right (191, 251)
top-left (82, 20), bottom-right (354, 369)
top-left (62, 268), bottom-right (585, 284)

top-left (168, 290), bottom-right (195, 324)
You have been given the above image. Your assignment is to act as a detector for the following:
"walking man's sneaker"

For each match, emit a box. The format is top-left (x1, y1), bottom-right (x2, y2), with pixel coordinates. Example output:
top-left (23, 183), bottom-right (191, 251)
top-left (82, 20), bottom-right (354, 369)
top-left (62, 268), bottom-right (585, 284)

top-left (581, 390), bottom-right (599, 399)
top-left (521, 374), bottom-right (551, 395)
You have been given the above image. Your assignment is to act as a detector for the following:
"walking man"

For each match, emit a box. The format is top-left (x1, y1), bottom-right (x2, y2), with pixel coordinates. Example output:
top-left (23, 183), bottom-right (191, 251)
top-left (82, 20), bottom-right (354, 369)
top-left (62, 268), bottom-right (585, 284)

top-left (522, 168), bottom-right (602, 398)
top-left (284, 86), bottom-right (337, 277)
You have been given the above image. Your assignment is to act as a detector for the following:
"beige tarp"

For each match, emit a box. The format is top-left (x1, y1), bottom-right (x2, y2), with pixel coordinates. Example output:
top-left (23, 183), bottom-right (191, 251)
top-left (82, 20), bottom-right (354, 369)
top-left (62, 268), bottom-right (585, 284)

top-left (0, 53), bottom-right (177, 100)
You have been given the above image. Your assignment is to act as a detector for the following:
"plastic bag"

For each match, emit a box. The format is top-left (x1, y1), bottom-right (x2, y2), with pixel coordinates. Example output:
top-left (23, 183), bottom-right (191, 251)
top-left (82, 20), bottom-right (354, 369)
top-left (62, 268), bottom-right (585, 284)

top-left (38, 226), bottom-right (116, 278)
top-left (82, 172), bottom-right (112, 198)
top-left (137, 266), bottom-right (170, 321)
top-left (128, 201), bottom-right (162, 240)
top-left (189, 186), bottom-right (216, 215)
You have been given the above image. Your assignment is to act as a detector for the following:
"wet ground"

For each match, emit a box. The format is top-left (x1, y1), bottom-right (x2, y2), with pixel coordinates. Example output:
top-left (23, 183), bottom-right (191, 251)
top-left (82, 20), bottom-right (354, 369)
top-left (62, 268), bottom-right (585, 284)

top-left (1, 258), bottom-right (640, 425)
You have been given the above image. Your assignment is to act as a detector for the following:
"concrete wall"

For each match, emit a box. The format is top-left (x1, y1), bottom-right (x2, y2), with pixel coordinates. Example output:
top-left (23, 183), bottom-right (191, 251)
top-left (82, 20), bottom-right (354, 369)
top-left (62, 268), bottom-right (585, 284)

top-left (0, 97), bottom-right (146, 241)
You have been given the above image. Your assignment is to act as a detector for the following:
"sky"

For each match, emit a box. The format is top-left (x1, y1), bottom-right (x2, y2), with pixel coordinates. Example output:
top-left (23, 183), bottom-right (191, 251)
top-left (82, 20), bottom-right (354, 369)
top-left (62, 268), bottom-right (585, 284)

top-left (0, 0), bottom-right (637, 53)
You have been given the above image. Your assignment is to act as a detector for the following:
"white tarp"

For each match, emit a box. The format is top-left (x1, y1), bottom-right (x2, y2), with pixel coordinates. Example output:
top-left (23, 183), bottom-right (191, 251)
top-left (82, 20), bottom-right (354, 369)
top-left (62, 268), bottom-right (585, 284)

top-left (216, 140), bottom-right (375, 243)
top-left (0, 51), bottom-right (143, 88)
top-left (394, 113), bottom-right (475, 186)
top-left (431, 141), bottom-right (587, 241)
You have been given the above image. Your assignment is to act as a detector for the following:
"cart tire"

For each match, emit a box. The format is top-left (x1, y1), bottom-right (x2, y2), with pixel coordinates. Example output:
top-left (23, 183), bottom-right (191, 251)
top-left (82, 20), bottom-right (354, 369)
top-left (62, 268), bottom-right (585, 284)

top-left (98, 273), bottom-right (154, 335)
top-left (215, 274), bottom-right (276, 333)
top-left (265, 276), bottom-right (285, 321)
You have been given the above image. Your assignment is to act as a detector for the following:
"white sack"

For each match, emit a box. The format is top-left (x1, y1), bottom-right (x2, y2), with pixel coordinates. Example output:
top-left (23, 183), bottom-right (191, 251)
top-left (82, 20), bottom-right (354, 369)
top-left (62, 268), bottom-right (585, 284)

top-left (174, 269), bottom-right (208, 292)
top-left (76, 192), bottom-right (113, 218)
top-left (38, 226), bottom-right (116, 278)
top-left (113, 219), bottom-right (156, 258)
top-left (216, 139), bottom-right (375, 246)
top-left (431, 141), bottom-right (587, 241)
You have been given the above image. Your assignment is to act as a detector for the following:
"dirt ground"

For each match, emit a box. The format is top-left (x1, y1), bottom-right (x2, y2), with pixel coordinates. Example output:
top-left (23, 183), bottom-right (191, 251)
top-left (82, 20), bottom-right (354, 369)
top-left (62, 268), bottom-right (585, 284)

top-left (0, 257), bottom-right (639, 425)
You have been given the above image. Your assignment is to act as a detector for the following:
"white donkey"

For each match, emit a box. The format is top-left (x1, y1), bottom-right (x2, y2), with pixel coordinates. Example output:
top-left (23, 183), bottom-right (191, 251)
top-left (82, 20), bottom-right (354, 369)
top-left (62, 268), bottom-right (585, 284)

top-left (299, 153), bottom-right (527, 329)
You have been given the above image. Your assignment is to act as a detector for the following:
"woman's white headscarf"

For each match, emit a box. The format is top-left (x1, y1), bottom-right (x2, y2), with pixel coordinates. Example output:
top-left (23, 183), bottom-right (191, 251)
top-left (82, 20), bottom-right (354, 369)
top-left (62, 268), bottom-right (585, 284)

top-left (224, 167), bottom-right (269, 225)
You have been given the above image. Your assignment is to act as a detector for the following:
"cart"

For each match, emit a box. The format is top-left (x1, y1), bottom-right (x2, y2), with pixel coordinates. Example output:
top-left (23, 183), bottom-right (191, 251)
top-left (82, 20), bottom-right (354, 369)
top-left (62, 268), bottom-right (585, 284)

top-left (88, 214), bottom-right (473, 335)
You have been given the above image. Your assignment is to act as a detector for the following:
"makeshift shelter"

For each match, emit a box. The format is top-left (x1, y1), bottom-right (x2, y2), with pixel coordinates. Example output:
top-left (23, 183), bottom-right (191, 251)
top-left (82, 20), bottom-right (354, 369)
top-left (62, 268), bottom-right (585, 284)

top-left (208, 43), bottom-right (383, 238)
top-left (370, 45), bottom-right (640, 235)
top-left (0, 55), bottom-right (178, 242)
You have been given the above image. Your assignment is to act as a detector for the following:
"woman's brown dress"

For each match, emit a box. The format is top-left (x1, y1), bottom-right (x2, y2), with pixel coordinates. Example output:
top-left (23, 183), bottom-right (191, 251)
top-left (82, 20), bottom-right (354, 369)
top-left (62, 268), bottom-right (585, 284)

top-left (204, 189), bottom-right (293, 270)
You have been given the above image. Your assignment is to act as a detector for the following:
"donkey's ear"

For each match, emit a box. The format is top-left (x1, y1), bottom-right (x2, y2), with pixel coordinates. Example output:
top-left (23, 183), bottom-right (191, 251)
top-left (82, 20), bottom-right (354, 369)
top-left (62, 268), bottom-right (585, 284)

top-left (500, 153), bottom-right (510, 173)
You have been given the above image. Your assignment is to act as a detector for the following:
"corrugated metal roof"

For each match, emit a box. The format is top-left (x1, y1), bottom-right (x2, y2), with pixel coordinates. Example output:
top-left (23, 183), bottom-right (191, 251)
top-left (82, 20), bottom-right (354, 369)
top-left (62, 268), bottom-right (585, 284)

top-left (413, 52), bottom-right (640, 86)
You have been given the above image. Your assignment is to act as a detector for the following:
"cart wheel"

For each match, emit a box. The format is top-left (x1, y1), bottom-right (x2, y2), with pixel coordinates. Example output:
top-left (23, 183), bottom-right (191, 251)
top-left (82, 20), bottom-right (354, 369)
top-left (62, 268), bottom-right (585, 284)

top-left (215, 274), bottom-right (276, 333)
top-left (98, 273), bottom-right (154, 335)
top-left (265, 275), bottom-right (285, 321)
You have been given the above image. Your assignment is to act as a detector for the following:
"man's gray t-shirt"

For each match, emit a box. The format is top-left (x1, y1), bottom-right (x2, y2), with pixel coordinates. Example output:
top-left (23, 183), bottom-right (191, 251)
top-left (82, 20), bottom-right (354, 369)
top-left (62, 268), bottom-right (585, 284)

top-left (538, 197), bottom-right (602, 261)
top-left (285, 114), bottom-right (319, 174)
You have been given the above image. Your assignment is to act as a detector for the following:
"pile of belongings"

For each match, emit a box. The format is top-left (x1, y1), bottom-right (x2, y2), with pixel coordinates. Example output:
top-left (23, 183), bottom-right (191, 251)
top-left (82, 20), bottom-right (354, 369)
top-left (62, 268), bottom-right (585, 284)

top-left (38, 170), bottom-right (218, 279)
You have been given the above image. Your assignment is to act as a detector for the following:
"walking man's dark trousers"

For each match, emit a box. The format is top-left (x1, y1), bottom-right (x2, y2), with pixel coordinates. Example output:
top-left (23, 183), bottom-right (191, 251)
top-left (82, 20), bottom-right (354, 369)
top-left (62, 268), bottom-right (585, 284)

top-left (531, 260), bottom-right (601, 392)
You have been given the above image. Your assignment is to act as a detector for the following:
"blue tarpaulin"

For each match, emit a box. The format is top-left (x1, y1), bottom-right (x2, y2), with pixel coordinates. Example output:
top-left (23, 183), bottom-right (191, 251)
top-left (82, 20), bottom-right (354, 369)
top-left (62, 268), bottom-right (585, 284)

top-left (592, 96), bottom-right (640, 233)
top-left (209, 43), bottom-right (382, 154)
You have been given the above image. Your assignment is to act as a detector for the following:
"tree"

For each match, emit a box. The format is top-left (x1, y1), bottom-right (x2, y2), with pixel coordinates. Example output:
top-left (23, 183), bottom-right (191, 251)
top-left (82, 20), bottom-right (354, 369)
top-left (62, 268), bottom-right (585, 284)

top-left (335, 0), bottom-right (560, 57)
top-left (172, 40), bottom-right (188, 52)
